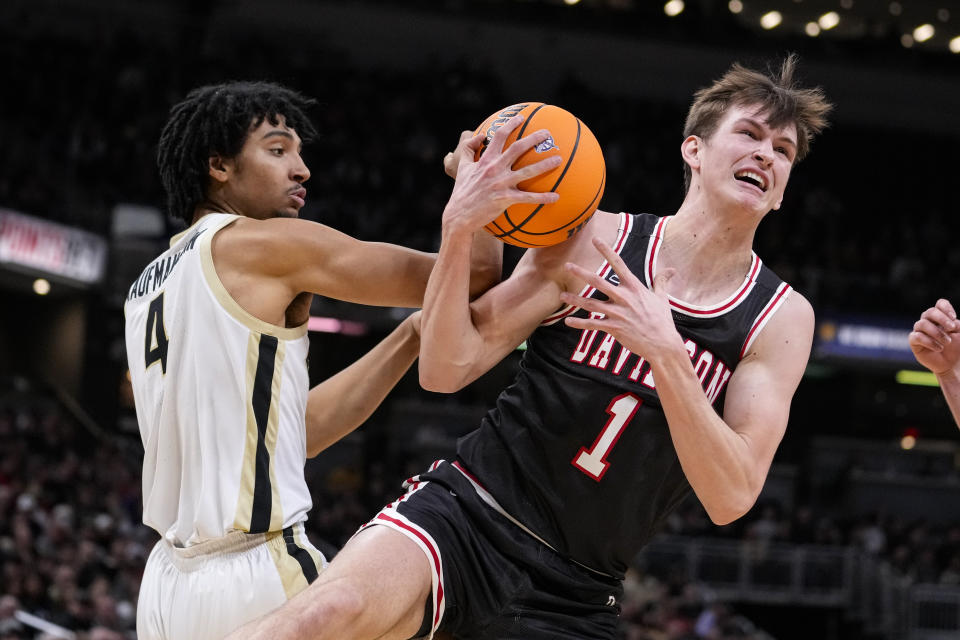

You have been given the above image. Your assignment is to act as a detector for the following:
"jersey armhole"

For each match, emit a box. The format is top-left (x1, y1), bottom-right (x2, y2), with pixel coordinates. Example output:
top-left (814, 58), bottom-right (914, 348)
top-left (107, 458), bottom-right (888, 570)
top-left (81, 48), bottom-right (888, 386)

top-left (200, 216), bottom-right (308, 340)
top-left (738, 283), bottom-right (792, 359)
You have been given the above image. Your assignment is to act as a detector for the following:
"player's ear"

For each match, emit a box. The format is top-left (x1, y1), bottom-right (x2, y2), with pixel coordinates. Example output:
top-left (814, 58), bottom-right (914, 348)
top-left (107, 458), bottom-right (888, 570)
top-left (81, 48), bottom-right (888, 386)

top-left (680, 135), bottom-right (702, 171)
top-left (208, 155), bottom-right (230, 183)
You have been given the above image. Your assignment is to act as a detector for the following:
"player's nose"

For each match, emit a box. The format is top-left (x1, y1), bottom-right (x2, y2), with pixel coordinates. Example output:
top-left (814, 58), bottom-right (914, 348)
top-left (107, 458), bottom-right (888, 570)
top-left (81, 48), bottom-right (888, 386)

top-left (292, 155), bottom-right (310, 183)
top-left (753, 145), bottom-right (774, 167)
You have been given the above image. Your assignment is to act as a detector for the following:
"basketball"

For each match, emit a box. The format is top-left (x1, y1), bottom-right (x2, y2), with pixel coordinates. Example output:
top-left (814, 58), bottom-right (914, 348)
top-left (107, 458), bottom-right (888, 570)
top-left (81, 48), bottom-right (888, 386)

top-left (474, 102), bottom-right (605, 248)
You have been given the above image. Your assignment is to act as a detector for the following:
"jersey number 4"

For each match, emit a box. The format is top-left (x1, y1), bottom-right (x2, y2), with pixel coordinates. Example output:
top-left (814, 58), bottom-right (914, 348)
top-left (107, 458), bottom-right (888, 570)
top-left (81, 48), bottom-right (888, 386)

top-left (144, 293), bottom-right (169, 374)
top-left (572, 393), bottom-right (641, 481)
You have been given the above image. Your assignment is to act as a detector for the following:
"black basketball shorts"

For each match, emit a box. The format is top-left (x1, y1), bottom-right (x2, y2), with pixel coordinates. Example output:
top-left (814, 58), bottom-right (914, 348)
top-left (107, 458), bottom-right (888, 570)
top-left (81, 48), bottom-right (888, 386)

top-left (357, 459), bottom-right (622, 640)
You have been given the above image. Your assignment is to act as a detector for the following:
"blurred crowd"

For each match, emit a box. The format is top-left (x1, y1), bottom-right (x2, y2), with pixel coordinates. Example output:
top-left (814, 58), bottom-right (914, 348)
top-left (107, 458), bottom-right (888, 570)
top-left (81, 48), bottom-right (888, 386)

top-left (0, 382), bottom-right (148, 639)
top-left (1, 21), bottom-right (958, 317)
top-left (664, 499), bottom-right (960, 588)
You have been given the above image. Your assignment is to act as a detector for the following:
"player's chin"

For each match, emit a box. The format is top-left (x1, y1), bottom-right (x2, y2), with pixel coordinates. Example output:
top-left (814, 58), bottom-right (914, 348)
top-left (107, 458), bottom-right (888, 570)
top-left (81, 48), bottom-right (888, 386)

top-left (274, 207), bottom-right (301, 219)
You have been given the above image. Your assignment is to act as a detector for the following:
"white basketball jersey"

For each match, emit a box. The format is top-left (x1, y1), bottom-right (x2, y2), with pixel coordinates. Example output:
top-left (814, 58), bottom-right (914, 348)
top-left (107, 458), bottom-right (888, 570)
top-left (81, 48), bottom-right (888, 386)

top-left (124, 213), bottom-right (313, 547)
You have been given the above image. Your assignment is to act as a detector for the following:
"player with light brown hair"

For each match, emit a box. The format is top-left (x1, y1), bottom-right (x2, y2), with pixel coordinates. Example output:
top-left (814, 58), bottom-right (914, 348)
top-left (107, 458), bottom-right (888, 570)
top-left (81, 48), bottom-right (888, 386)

top-left (231, 55), bottom-right (832, 640)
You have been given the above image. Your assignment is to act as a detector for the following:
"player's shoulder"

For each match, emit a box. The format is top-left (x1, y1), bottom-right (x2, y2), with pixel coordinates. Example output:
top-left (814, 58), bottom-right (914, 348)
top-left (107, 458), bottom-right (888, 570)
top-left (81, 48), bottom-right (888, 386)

top-left (218, 215), bottom-right (350, 254)
top-left (211, 215), bottom-right (343, 280)
top-left (754, 288), bottom-right (815, 354)
top-left (781, 288), bottom-right (814, 323)
top-left (519, 209), bottom-right (622, 286)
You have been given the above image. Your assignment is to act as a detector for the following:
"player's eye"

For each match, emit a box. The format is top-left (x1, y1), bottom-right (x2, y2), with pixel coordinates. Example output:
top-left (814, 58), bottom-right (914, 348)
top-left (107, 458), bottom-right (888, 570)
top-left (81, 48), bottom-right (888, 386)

top-left (270, 148), bottom-right (284, 156)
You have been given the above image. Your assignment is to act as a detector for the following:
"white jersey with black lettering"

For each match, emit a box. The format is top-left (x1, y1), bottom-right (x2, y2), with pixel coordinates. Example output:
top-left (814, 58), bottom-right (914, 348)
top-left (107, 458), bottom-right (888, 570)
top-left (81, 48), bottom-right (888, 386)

top-left (124, 212), bottom-right (313, 548)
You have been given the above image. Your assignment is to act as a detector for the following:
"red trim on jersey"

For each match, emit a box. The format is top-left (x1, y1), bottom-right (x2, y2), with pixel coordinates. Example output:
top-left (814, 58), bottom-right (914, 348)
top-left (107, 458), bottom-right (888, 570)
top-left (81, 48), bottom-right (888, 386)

top-left (540, 212), bottom-right (634, 326)
top-left (375, 512), bottom-right (445, 628)
top-left (669, 255), bottom-right (761, 316)
top-left (451, 460), bottom-right (486, 490)
top-left (644, 216), bottom-right (668, 286)
top-left (739, 282), bottom-right (792, 358)
top-left (645, 217), bottom-right (763, 317)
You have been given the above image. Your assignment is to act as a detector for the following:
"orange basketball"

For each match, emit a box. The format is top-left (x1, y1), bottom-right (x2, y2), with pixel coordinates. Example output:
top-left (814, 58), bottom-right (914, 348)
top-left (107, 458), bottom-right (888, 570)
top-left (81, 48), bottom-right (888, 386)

top-left (474, 102), bottom-right (605, 248)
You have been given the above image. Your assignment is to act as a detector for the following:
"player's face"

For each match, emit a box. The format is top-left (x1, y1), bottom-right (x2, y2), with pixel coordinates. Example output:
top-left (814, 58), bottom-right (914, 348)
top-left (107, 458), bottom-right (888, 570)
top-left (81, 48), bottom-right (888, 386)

top-left (223, 116), bottom-right (311, 220)
top-left (698, 104), bottom-right (797, 216)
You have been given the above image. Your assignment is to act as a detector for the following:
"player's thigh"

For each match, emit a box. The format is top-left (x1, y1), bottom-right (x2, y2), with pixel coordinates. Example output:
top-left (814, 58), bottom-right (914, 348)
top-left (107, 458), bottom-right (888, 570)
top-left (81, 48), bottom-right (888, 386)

top-left (138, 536), bottom-right (300, 640)
top-left (316, 524), bottom-right (433, 639)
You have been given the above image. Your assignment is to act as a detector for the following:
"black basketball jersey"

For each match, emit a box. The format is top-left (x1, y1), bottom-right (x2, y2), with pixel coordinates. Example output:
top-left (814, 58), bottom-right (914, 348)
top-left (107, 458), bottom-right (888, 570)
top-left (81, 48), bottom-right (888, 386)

top-left (453, 212), bottom-right (793, 578)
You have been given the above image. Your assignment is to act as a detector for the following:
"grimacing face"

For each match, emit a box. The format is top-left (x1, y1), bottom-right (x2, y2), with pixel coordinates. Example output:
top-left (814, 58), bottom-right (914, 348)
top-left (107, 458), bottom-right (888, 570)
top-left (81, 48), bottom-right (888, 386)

top-left (213, 116), bottom-right (310, 220)
top-left (692, 104), bottom-right (798, 216)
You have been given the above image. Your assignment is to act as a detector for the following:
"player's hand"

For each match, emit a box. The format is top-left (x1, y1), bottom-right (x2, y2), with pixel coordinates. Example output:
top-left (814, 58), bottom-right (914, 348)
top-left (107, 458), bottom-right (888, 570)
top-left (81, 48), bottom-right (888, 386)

top-left (443, 131), bottom-right (475, 180)
top-left (442, 114), bottom-right (561, 234)
top-left (909, 299), bottom-right (960, 376)
top-left (559, 237), bottom-right (684, 361)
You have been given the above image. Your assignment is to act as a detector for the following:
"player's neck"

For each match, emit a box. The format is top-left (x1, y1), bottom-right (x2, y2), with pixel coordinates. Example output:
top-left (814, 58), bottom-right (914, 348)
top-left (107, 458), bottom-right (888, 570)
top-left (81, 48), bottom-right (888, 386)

top-left (670, 197), bottom-right (757, 257)
top-left (656, 210), bottom-right (756, 305)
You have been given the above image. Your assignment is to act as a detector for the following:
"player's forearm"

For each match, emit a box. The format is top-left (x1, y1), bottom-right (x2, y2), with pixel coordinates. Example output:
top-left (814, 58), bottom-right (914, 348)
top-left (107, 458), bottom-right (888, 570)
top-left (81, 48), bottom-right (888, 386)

top-left (420, 226), bottom-right (485, 392)
top-left (652, 350), bottom-right (759, 525)
top-left (937, 369), bottom-right (960, 431)
top-left (467, 230), bottom-right (503, 299)
top-left (305, 316), bottom-right (419, 457)
top-left (364, 243), bottom-right (437, 308)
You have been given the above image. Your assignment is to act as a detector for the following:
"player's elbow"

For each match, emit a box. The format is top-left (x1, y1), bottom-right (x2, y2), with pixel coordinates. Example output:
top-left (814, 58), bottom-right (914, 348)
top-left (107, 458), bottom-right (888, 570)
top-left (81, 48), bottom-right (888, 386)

top-left (419, 365), bottom-right (469, 393)
top-left (704, 491), bottom-right (758, 526)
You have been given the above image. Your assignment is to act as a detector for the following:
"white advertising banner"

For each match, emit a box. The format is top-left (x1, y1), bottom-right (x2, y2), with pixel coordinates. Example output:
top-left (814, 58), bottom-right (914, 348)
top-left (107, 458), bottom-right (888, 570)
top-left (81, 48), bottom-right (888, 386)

top-left (0, 209), bottom-right (107, 285)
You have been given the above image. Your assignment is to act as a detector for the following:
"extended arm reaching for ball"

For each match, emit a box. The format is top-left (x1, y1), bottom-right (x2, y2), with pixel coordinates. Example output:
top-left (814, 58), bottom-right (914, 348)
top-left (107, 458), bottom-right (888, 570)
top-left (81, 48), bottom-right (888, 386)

top-left (910, 298), bottom-right (960, 429)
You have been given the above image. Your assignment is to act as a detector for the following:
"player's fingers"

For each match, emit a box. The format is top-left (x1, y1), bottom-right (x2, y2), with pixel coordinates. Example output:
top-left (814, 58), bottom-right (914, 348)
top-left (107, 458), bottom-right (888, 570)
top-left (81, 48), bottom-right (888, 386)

top-left (564, 315), bottom-right (603, 331)
top-left (510, 190), bottom-right (560, 206)
top-left (486, 114), bottom-right (524, 155)
top-left (590, 237), bottom-right (640, 288)
top-left (462, 131), bottom-right (486, 152)
top-left (559, 290), bottom-right (605, 314)
top-left (504, 128), bottom-right (553, 163)
top-left (909, 330), bottom-right (944, 353)
top-left (512, 155), bottom-right (562, 183)
top-left (914, 317), bottom-right (953, 343)
top-left (564, 262), bottom-right (617, 299)
top-left (447, 133), bottom-right (487, 179)
top-left (454, 132), bottom-right (485, 163)
top-left (936, 298), bottom-right (958, 322)
top-left (443, 151), bottom-right (457, 178)
top-left (921, 307), bottom-right (957, 333)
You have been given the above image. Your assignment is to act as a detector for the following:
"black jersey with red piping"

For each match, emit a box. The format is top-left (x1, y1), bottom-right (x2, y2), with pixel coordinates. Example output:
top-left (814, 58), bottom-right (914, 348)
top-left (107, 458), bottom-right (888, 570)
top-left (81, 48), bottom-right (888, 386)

top-left (450, 212), bottom-right (792, 579)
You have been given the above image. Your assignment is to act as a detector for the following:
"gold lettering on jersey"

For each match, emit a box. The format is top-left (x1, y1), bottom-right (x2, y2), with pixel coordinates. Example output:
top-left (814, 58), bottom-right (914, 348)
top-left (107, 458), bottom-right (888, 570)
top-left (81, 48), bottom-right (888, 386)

top-left (126, 229), bottom-right (205, 301)
top-left (570, 328), bottom-right (732, 405)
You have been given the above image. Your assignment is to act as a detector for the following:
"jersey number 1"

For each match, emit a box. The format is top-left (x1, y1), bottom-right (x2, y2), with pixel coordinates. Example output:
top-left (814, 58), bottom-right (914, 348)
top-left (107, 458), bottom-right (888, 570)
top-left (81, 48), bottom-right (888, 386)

top-left (572, 393), bottom-right (641, 481)
top-left (144, 293), bottom-right (169, 374)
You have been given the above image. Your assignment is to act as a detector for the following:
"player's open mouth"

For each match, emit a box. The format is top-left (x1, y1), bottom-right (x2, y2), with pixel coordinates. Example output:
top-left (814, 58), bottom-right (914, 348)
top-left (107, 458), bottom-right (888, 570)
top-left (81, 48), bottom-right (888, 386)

top-left (734, 170), bottom-right (767, 192)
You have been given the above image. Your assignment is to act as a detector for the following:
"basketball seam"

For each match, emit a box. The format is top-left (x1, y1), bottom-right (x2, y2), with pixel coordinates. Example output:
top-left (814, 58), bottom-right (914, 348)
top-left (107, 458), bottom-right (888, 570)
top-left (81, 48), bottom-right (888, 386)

top-left (495, 103), bottom-right (550, 238)
top-left (512, 161), bottom-right (605, 237)
top-left (496, 115), bottom-right (582, 238)
top-left (506, 164), bottom-right (605, 247)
